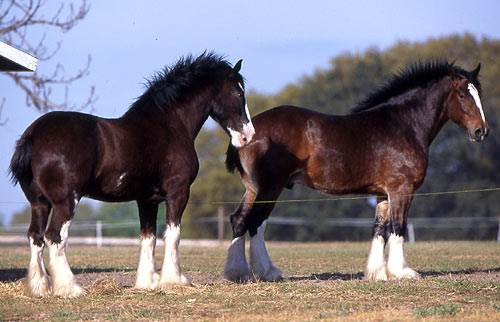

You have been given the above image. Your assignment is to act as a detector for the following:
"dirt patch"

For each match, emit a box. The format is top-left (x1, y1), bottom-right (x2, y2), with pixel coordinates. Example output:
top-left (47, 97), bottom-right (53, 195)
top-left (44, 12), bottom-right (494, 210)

top-left (74, 270), bottom-right (229, 290)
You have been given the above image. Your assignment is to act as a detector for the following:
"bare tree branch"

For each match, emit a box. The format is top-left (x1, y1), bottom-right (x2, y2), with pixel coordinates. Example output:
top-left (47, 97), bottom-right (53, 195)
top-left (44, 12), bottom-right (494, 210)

top-left (0, 0), bottom-right (95, 121)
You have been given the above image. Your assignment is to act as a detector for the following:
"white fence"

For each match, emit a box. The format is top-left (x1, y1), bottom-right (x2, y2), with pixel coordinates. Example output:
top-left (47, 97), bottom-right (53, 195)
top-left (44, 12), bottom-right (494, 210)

top-left (1, 216), bottom-right (499, 246)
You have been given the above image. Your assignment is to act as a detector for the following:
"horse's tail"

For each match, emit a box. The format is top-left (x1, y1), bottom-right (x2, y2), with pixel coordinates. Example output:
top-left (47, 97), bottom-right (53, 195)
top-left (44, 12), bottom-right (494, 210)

top-left (9, 128), bottom-right (34, 186)
top-left (225, 143), bottom-right (242, 174)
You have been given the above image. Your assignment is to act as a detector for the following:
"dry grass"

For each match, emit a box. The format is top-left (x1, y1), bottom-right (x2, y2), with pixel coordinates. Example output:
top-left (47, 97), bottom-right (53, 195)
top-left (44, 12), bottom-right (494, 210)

top-left (0, 241), bottom-right (499, 321)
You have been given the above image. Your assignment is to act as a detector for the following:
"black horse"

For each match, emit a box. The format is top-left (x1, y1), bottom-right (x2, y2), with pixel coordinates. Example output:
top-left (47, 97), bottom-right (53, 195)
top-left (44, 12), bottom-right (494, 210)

top-left (10, 53), bottom-right (255, 297)
top-left (224, 61), bottom-right (488, 283)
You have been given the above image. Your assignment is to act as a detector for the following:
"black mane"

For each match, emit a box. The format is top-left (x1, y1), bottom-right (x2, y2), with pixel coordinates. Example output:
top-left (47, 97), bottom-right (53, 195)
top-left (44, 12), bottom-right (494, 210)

top-left (351, 60), bottom-right (481, 113)
top-left (126, 52), bottom-right (240, 114)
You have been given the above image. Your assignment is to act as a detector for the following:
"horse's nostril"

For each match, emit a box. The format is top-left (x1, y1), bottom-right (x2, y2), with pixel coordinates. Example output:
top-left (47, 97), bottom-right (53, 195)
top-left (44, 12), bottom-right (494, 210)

top-left (242, 136), bottom-right (248, 142)
top-left (474, 128), bottom-right (484, 138)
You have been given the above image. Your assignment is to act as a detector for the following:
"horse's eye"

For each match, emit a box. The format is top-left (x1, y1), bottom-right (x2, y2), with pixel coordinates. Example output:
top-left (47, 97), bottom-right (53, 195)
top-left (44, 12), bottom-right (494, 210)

top-left (459, 94), bottom-right (465, 99)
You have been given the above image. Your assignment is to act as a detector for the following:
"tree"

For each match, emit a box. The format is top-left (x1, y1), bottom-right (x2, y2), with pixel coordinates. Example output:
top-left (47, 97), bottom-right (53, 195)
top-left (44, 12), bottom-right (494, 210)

top-left (0, 0), bottom-right (96, 120)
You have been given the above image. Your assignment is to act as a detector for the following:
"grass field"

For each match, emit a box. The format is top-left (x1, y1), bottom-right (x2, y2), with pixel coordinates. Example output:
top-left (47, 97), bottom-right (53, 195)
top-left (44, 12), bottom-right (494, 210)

top-left (0, 241), bottom-right (499, 321)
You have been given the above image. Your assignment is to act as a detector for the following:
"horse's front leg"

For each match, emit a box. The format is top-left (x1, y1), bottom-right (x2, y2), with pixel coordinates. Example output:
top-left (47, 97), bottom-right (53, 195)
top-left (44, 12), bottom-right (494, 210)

top-left (225, 185), bottom-right (254, 282)
top-left (158, 185), bottom-right (192, 288)
top-left (134, 201), bottom-right (160, 290)
top-left (385, 192), bottom-right (421, 279)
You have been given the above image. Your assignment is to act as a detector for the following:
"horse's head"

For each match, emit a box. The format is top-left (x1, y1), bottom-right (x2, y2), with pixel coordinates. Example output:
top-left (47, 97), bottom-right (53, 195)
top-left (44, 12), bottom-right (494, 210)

top-left (210, 59), bottom-right (255, 148)
top-left (446, 63), bottom-right (488, 143)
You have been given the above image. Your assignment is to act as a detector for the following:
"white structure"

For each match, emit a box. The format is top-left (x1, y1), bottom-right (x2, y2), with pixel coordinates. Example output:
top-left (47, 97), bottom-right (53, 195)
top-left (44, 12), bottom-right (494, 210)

top-left (0, 40), bottom-right (37, 72)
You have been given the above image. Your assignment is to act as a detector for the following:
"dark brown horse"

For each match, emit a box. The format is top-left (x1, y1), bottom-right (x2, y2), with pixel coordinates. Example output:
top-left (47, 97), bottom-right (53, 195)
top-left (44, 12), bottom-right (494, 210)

top-left (224, 61), bottom-right (488, 282)
top-left (10, 53), bottom-right (255, 297)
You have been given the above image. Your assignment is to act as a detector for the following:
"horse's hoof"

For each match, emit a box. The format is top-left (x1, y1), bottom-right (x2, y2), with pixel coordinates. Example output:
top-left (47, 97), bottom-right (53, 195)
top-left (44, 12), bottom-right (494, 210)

top-left (134, 272), bottom-right (160, 290)
top-left (364, 265), bottom-right (388, 281)
top-left (52, 283), bottom-right (86, 297)
top-left (224, 266), bottom-right (252, 283)
top-left (256, 265), bottom-right (288, 282)
top-left (387, 267), bottom-right (421, 280)
top-left (158, 273), bottom-right (193, 289)
top-left (26, 276), bottom-right (52, 297)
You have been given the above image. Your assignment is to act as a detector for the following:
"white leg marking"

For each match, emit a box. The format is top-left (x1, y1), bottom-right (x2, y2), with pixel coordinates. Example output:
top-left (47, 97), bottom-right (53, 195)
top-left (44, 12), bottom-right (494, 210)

top-left (249, 220), bottom-right (287, 282)
top-left (47, 220), bottom-right (86, 297)
top-left (159, 224), bottom-right (192, 287)
top-left (364, 235), bottom-right (388, 281)
top-left (27, 237), bottom-right (52, 296)
top-left (386, 233), bottom-right (420, 279)
top-left (468, 83), bottom-right (486, 123)
top-left (134, 235), bottom-right (159, 290)
top-left (224, 235), bottom-right (251, 282)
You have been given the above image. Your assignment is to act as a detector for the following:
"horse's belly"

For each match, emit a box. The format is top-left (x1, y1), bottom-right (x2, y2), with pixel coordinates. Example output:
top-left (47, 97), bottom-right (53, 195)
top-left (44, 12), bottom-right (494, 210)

top-left (86, 173), bottom-right (162, 202)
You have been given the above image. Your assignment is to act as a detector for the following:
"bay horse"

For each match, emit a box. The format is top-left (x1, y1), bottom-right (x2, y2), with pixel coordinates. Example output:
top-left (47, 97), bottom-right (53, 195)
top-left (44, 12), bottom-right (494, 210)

top-left (224, 61), bottom-right (488, 282)
top-left (9, 53), bottom-right (255, 297)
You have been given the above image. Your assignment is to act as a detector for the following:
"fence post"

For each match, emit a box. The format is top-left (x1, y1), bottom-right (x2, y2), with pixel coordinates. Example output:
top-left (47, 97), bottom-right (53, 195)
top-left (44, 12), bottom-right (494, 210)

top-left (407, 223), bottom-right (415, 244)
top-left (218, 206), bottom-right (224, 242)
top-left (96, 220), bottom-right (102, 248)
top-left (497, 217), bottom-right (500, 243)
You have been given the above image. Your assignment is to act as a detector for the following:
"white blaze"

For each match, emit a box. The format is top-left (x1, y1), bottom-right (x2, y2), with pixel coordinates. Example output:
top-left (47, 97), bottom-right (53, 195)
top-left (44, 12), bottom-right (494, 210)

top-left (468, 83), bottom-right (486, 123)
top-left (227, 83), bottom-right (255, 147)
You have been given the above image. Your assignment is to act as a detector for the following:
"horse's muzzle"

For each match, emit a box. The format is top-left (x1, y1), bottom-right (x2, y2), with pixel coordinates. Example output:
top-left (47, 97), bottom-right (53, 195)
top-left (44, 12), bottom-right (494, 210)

top-left (470, 126), bottom-right (489, 142)
top-left (229, 122), bottom-right (255, 148)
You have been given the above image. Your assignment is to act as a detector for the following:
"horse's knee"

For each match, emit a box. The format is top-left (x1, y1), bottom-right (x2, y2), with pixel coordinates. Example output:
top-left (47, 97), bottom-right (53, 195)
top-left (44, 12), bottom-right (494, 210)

top-left (230, 214), bottom-right (247, 238)
top-left (27, 230), bottom-right (45, 247)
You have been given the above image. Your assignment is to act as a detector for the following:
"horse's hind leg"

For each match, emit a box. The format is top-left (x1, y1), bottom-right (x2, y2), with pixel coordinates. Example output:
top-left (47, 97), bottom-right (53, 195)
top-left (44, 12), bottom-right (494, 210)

top-left (365, 198), bottom-right (389, 281)
top-left (134, 201), bottom-right (159, 290)
top-left (26, 197), bottom-right (52, 296)
top-left (45, 198), bottom-right (86, 297)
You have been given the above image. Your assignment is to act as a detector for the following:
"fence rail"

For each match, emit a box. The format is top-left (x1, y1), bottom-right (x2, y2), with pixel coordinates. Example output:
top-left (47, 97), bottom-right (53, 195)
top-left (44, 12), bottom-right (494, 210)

top-left (1, 216), bottom-right (499, 245)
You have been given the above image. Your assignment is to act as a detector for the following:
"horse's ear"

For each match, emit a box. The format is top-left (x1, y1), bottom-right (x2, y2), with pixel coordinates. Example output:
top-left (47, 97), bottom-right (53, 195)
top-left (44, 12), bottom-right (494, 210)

top-left (448, 63), bottom-right (457, 75)
top-left (471, 63), bottom-right (481, 78)
top-left (233, 59), bottom-right (243, 72)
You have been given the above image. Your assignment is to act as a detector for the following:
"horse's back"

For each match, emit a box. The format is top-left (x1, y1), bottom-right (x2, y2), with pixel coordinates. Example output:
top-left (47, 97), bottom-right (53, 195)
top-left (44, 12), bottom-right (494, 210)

top-left (14, 111), bottom-right (102, 192)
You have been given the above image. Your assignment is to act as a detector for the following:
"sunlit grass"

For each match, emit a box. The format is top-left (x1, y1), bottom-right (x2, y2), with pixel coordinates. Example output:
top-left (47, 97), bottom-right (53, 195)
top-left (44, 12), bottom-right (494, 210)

top-left (0, 241), bottom-right (498, 321)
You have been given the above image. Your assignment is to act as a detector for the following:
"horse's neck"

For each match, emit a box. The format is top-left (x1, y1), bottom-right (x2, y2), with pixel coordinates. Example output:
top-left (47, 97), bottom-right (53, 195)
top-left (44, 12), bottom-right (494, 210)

top-left (396, 81), bottom-right (451, 148)
top-left (171, 100), bottom-right (211, 141)
top-left (120, 95), bottom-right (211, 141)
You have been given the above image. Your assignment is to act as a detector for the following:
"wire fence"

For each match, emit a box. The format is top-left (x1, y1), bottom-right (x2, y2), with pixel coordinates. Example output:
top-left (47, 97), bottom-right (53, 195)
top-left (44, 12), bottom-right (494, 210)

top-left (1, 216), bottom-right (499, 246)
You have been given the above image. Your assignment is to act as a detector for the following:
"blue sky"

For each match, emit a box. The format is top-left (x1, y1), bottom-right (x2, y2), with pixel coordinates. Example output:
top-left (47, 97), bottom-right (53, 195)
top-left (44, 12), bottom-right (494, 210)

top-left (1, 0), bottom-right (500, 224)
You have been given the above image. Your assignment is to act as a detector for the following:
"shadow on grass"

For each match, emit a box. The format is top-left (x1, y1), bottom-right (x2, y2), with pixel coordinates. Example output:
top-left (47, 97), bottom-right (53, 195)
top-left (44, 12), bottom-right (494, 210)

top-left (290, 272), bottom-right (364, 281)
top-left (2, 266), bottom-right (499, 284)
top-left (419, 266), bottom-right (500, 277)
top-left (289, 266), bottom-right (500, 281)
top-left (0, 267), bottom-right (135, 282)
